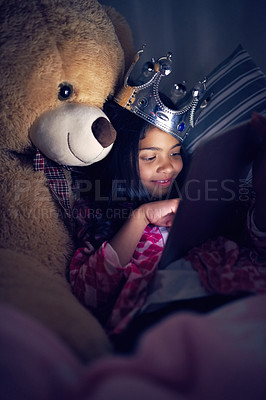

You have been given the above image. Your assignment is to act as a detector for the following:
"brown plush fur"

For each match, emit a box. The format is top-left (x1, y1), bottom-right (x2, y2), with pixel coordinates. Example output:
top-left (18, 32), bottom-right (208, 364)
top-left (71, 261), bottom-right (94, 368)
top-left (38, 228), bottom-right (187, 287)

top-left (0, 0), bottom-right (134, 362)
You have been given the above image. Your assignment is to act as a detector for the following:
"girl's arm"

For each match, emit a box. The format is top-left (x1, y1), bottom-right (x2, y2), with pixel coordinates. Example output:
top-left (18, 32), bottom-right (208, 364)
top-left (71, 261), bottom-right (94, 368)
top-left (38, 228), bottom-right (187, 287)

top-left (70, 198), bottom-right (179, 323)
top-left (110, 198), bottom-right (179, 266)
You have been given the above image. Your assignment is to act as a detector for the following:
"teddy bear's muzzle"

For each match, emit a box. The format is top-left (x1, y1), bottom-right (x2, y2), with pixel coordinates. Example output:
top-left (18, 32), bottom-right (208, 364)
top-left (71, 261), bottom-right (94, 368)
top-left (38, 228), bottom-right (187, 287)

top-left (29, 103), bottom-right (117, 166)
top-left (91, 117), bottom-right (117, 148)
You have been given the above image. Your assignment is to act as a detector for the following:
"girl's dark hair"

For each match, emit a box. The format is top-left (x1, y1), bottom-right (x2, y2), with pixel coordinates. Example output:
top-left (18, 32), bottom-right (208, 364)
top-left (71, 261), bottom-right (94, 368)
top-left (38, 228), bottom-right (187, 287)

top-left (103, 100), bottom-right (151, 204)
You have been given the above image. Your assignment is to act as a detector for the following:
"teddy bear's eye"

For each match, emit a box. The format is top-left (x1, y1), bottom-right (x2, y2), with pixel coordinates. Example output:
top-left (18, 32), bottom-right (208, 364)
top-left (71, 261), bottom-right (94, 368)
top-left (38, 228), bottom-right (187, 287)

top-left (58, 83), bottom-right (73, 101)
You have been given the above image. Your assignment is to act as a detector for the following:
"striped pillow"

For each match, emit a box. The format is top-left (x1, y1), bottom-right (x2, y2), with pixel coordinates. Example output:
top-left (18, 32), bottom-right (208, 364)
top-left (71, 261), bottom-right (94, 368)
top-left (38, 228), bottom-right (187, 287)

top-left (184, 45), bottom-right (266, 154)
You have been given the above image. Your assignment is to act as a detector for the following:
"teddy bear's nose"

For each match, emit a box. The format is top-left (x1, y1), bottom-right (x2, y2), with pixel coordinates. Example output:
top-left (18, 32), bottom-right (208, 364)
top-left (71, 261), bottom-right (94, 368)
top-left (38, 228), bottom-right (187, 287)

top-left (91, 117), bottom-right (117, 148)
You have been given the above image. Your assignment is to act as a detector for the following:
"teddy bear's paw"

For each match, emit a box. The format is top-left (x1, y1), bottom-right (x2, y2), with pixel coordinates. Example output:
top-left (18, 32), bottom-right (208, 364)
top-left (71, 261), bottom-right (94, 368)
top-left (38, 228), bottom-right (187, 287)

top-left (0, 249), bottom-right (112, 363)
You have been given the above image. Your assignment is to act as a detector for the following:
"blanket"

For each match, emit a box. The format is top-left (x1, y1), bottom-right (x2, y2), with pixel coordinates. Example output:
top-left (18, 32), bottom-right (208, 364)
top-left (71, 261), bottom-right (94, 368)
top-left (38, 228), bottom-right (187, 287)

top-left (1, 294), bottom-right (266, 400)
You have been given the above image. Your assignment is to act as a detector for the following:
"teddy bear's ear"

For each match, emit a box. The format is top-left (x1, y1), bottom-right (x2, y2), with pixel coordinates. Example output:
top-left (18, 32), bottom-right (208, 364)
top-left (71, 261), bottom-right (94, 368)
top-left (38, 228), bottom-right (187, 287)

top-left (103, 6), bottom-right (135, 73)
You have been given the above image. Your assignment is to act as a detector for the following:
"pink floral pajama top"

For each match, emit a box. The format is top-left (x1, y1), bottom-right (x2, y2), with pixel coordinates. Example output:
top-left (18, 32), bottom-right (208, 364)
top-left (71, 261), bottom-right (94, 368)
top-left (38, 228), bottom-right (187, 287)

top-left (69, 203), bottom-right (266, 336)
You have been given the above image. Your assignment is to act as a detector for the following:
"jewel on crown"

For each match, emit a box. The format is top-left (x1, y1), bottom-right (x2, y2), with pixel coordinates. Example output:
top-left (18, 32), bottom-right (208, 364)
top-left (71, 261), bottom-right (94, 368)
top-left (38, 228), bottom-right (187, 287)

top-left (115, 46), bottom-right (208, 142)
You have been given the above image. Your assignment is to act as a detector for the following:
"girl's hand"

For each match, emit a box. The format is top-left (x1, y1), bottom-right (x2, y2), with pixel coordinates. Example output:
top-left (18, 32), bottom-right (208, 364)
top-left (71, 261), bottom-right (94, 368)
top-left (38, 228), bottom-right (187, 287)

top-left (137, 198), bottom-right (180, 227)
top-left (110, 198), bottom-right (180, 266)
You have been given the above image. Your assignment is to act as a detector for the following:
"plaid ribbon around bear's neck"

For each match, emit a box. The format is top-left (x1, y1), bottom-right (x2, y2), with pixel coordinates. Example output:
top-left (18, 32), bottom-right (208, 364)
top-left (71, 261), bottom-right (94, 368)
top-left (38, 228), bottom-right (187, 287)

top-left (33, 149), bottom-right (73, 219)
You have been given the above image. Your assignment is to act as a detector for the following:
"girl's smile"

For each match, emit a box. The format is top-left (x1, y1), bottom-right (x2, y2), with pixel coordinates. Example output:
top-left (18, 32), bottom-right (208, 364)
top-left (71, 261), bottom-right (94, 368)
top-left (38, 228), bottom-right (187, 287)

top-left (138, 126), bottom-right (183, 198)
top-left (151, 178), bottom-right (173, 186)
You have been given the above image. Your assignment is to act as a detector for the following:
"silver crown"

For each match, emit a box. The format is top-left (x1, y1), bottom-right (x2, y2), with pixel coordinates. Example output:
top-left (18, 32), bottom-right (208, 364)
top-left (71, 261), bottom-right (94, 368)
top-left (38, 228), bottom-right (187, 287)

top-left (115, 47), bottom-right (207, 142)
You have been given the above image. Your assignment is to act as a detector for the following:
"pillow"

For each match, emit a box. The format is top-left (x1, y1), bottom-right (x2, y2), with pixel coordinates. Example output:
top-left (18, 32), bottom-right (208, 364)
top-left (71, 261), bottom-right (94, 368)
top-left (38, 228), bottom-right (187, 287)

top-left (184, 45), bottom-right (266, 155)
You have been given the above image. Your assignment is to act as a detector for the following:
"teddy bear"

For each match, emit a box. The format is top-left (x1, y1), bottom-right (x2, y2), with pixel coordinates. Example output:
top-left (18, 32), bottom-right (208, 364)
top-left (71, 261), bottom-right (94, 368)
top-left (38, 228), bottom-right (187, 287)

top-left (0, 0), bottom-right (135, 362)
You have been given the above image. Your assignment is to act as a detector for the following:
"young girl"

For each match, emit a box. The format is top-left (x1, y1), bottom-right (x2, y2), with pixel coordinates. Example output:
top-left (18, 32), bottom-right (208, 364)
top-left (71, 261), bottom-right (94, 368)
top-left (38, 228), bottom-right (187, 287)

top-left (69, 101), bottom-right (187, 336)
top-left (70, 103), bottom-right (266, 342)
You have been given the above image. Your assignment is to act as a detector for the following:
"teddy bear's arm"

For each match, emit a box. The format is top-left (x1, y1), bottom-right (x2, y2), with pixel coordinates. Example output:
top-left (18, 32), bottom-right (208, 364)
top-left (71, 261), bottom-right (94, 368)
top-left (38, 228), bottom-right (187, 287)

top-left (0, 152), bottom-right (112, 361)
top-left (0, 152), bottom-right (73, 274)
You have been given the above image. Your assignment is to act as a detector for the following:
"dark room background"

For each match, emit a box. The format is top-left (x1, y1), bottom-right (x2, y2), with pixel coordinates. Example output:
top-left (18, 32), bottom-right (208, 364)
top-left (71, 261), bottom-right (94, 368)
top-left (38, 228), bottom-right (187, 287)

top-left (99, 0), bottom-right (266, 91)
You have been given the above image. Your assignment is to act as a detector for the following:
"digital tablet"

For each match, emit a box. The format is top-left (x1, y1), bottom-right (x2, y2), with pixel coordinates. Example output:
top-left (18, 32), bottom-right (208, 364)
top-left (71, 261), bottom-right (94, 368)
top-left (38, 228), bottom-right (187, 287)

top-left (158, 120), bottom-right (260, 269)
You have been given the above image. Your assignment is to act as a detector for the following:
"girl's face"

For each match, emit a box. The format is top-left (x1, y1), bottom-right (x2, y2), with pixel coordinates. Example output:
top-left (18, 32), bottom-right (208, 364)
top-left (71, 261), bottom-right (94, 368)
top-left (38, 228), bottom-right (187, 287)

top-left (138, 126), bottom-right (183, 199)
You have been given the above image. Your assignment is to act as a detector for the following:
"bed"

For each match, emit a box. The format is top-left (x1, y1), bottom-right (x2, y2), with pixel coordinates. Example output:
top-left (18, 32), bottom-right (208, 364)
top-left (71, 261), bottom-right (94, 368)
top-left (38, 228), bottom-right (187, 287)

top-left (1, 45), bottom-right (266, 400)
